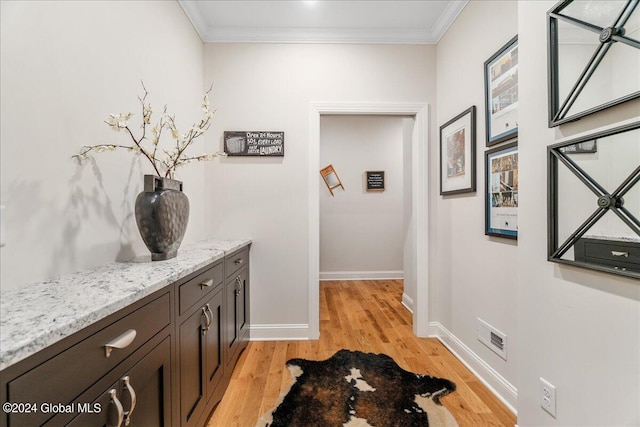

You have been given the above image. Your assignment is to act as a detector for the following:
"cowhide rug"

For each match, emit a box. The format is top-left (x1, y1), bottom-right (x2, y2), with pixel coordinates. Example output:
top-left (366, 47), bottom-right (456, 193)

top-left (256, 349), bottom-right (458, 427)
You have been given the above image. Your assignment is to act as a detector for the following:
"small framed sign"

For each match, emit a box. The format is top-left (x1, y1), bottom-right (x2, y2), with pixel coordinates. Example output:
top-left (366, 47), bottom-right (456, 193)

top-left (366, 171), bottom-right (385, 191)
top-left (224, 131), bottom-right (284, 156)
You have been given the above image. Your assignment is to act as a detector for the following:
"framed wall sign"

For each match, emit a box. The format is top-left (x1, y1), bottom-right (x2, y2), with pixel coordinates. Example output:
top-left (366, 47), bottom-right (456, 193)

top-left (484, 36), bottom-right (519, 146)
top-left (366, 171), bottom-right (385, 191)
top-left (440, 106), bottom-right (476, 195)
top-left (224, 131), bottom-right (284, 156)
top-left (485, 142), bottom-right (518, 239)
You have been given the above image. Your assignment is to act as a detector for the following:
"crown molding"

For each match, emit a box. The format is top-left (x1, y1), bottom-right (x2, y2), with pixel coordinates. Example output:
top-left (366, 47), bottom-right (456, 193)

top-left (179, 0), bottom-right (469, 45)
top-left (431, 0), bottom-right (468, 43)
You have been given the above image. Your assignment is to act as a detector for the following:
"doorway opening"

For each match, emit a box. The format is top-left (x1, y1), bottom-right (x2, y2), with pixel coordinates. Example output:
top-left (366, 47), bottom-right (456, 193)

top-left (308, 102), bottom-right (430, 339)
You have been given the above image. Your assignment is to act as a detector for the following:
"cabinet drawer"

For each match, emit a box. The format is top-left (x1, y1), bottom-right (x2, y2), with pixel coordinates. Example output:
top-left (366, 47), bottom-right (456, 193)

top-left (225, 247), bottom-right (249, 278)
top-left (7, 293), bottom-right (170, 426)
top-left (179, 261), bottom-right (224, 315)
top-left (576, 238), bottom-right (640, 272)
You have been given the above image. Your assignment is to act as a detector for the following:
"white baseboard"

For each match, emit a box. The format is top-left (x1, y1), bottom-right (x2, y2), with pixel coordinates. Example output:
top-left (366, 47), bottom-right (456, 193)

top-left (402, 293), bottom-right (414, 313)
top-left (249, 323), bottom-right (310, 341)
top-left (319, 270), bottom-right (404, 281)
top-left (428, 321), bottom-right (518, 415)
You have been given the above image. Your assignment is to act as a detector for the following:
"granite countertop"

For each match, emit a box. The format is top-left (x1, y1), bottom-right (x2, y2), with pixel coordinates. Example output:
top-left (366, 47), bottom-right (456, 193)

top-left (0, 239), bottom-right (251, 371)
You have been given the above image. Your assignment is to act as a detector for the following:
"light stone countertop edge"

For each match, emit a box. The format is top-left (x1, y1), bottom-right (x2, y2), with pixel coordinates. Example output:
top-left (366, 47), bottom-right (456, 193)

top-left (0, 239), bottom-right (251, 371)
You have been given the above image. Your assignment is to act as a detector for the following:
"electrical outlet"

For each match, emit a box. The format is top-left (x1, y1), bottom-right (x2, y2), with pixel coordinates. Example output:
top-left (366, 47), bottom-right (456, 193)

top-left (540, 377), bottom-right (556, 417)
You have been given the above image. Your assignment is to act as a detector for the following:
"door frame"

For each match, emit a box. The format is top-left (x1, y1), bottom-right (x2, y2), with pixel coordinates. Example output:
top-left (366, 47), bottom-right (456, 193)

top-left (308, 102), bottom-right (430, 338)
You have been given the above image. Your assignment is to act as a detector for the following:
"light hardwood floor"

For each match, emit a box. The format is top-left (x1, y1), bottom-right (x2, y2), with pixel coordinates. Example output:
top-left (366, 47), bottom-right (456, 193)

top-left (207, 280), bottom-right (516, 426)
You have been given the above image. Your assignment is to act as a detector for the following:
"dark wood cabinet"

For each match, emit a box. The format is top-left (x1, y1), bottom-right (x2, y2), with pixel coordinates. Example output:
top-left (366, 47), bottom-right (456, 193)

top-left (178, 286), bottom-right (224, 427)
top-left (0, 243), bottom-right (250, 427)
top-left (225, 267), bottom-right (249, 370)
top-left (67, 335), bottom-right (172, 427)
top-left (180, 248), bottom-right (250, 427)
top-left (2, 293), bottom-right (171, 427)
top-left (575, 237), bottom-right (640, 273)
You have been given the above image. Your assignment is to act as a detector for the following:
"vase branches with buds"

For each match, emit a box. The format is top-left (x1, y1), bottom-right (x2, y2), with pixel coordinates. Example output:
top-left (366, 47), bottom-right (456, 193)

top-left (73, 81), bottom-right (219, 179)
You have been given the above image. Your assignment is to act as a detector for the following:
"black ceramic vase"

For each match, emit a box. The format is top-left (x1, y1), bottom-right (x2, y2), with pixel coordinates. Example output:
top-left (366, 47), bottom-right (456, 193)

top-left (135, 175), bottom-right (189, 261)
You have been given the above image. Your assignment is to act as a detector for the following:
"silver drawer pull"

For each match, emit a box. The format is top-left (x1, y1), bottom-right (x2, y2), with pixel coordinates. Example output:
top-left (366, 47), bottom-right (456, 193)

top-left (611, 251), bottom-right (629, 257)
top-left (104, 329), bottom-right (137, 358)
top-left (234, 258), bottom-right (244, 265)
top-left (121, 376), bottom-right (137, 426)
top-left (200, 279), bottom-right (214, 289)
top-left (107, 389), bottom-right (124, 427)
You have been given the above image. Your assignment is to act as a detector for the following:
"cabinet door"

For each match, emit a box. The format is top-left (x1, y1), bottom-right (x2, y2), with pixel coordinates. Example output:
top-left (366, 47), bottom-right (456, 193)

top-left (225, 268), bottom-right (249, 368)
top-left (236, 268), bottom-right (250, 342)
top-left (224, 276), bottom-right (239, 368)
top-left (67, 336), bottom-right (171, 427)
top-left (178, 305), bottom-right (208, 427)
top-left (204, 288), bottom-right (224, 403)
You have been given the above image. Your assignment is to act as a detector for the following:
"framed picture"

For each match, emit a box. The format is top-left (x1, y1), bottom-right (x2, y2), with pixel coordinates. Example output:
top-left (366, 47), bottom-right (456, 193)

top-left (366, 171), bottom-right (385, 191)
top-left (485, 142), bottom-right (518, 239)
top-left (484, 36), bottom-right (518, 146)
top-left (439, 106), bottom-right (476, 195)
top-left (223, 131), bottom-right (284, 156)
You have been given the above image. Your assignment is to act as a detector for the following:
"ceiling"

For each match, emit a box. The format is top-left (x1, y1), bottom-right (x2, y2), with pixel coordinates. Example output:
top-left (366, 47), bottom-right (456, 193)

top-left (178, 0), bottom-right (468, 44)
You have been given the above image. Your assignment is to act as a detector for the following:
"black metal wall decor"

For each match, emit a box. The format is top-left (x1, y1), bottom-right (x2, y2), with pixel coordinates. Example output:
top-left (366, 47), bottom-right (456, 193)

top-left (547, 0), bottom-right (640, 127)
top-left (548, 122), bottom-right (640, 278)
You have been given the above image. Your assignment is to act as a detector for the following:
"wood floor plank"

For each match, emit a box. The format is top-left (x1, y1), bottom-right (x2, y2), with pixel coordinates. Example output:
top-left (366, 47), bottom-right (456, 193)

top-left (206, 280), bottom-right (516, 427)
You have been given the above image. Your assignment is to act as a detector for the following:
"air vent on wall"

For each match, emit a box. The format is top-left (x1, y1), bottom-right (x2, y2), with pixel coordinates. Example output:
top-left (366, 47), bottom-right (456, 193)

top-left (477, 318), bottom-right (507, 360)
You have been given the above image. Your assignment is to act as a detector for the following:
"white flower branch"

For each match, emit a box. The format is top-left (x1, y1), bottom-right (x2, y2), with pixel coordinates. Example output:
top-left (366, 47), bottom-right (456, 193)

top-left (73, 81), bottom-right (219, 179)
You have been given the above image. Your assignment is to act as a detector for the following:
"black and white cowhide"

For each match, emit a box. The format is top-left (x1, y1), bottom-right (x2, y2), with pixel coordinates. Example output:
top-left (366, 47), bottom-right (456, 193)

top-left (256, 349), bottom-right (458, 427)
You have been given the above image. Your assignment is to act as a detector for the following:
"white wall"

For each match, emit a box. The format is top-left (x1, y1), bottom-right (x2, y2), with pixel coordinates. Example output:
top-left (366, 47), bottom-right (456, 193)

top-left (403, 118), bottom-right (417, 309)
top-left (434, 0), bottom-right (519, 408)
top-left (518, 1), bottom-right (640, 425)
top-left (319, 115), bottom-right (404, 279)
top-left (203, 43), bottom-right (436, 337)
top-left (0, 1), bottom-right (205, 289)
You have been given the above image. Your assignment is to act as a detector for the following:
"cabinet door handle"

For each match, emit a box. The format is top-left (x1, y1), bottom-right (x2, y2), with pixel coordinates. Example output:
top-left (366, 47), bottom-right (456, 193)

top-left (235, 276), bottom-right (243, 295)
top-left (234, 258), bottom-right (244, 266)
top-left (104, 329), bottom-right (137, 358)
top-left (121, 376), bottom-right (137, 426)
top-left (200, 279), bottom-right (214, 289)
top-left (106, 389), bottom-right (124, 427)
top-left (205, 304), bottom-right (213, 330)
top-left (611, 251), bottom-right (629, 257)
top-left (202, 306), bottom-right (211, 335)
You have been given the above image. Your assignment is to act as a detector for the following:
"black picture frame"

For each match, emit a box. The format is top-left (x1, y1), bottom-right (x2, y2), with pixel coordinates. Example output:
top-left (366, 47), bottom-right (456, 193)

top-left (484, 35), bottom-right (519, 146)
top-left (440, 106), bottom-right (476, 195)
top-left (485, 141), bottom-right (518, 239)
top-left (366, 171), bottom-right (385, 192)
top-left (547, 0), bottom-right (640, 127)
